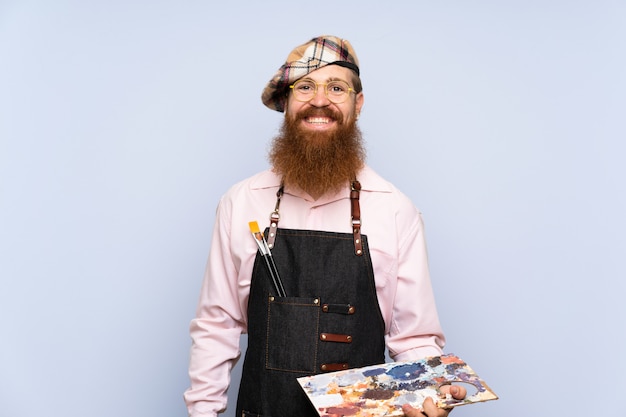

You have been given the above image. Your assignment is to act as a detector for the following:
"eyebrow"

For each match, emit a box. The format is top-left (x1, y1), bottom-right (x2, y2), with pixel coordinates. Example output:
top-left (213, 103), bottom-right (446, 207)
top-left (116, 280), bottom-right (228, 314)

top-left (300, 76), bottom-right (349, 84)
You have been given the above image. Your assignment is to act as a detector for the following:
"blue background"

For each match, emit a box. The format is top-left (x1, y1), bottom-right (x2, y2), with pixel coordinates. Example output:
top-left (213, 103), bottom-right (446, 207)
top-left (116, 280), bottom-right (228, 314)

top-left (1, 1), bottom-right (625, 416)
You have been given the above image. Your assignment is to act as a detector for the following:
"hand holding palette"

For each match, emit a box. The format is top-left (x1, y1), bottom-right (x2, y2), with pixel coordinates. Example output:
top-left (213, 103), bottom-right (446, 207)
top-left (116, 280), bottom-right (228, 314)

top-left (297, 354), bottom-right (498, 416)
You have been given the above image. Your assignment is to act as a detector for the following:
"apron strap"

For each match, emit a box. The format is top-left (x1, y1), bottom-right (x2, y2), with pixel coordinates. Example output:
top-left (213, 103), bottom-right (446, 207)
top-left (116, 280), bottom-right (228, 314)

top-left (267, 184), bottom-right (283, 249)
top-left (268, 180), bottom-right (363, 256)
top-left (350, 180), bottom-right (363, 256)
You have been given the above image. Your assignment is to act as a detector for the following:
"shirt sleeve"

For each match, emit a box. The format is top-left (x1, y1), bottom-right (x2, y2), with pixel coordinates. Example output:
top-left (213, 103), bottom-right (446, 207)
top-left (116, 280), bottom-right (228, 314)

top-left (386, 208), bottom-right (446, 362)
top-left (183, 195), bottom-right (246, 417)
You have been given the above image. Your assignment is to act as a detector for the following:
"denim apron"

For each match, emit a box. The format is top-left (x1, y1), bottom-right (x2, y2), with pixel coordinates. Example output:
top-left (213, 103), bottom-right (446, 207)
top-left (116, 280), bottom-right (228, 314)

top-left (236, 182), bottom-right (386, 417)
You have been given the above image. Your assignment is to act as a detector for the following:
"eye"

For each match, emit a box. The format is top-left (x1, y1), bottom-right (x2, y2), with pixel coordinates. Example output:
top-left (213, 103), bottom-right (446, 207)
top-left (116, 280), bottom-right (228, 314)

top-left (327, 81), bottom-right (348, 95)
top-left (295, 80), bottom-right (315, 93)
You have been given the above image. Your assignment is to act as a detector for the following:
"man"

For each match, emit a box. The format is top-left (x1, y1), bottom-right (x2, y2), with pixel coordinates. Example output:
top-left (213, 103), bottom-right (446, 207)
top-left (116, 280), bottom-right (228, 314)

top-left (184, 35), bottom-right (465, 417)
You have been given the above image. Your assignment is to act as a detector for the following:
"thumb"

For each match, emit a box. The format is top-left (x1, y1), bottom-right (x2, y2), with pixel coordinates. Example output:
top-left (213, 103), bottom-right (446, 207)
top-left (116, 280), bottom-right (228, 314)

top-left (449, 384), bottom-right (467, 399)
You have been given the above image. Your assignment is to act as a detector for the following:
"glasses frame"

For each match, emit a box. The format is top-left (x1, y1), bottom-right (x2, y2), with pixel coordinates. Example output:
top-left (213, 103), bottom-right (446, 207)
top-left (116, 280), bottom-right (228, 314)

top-left (289, 79), bottom-right (357, 104)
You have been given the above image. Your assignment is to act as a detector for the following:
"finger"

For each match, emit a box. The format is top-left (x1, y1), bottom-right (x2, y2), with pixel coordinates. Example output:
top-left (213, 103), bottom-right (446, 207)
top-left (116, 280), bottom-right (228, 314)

top-left (449, 385), bottom-right (467, 399)
top-left (422, 397), bottom-right (448, 417)
top-left (401, 403), bottom-right (424, 417)
top-left (439, 384), bottom-right (467, 400)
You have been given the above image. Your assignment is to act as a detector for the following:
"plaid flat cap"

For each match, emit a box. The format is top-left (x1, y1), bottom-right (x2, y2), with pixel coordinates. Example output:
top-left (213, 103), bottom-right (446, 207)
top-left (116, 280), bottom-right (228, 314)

top-left (261, 35), bottom-right (360, 112)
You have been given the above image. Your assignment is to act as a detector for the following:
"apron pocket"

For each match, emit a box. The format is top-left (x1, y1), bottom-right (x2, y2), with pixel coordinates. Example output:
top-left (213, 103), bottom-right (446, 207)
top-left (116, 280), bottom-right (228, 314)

top-left (266, 296), bottom-right (320, 373)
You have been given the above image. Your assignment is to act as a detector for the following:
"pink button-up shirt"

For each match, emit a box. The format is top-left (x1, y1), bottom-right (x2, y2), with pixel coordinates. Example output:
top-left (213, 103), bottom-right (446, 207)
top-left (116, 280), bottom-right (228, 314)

top-left (184, 165), bottom-right (445, 417)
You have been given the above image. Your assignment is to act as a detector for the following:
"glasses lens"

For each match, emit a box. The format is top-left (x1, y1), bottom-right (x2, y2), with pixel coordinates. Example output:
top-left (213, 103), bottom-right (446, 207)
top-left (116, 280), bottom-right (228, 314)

top-left (292, 80), bottom-right (316, 101)
top-left (326, 81), bottom-right (350, 103)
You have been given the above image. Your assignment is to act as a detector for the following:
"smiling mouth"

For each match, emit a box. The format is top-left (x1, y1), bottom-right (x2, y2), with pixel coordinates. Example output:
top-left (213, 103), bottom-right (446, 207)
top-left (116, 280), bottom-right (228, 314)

top-left (305, 117), bottom-right (334, 125)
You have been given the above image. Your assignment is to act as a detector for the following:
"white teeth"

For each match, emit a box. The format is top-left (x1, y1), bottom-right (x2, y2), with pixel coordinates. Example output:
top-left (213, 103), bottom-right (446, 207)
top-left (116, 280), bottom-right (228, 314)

top-left (307, 117), bottom-right (330, 124)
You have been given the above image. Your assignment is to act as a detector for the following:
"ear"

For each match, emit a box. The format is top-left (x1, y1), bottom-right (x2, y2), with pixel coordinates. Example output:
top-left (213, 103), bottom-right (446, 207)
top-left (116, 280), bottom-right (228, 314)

top-left (355, 92), bottom-right (364, 115)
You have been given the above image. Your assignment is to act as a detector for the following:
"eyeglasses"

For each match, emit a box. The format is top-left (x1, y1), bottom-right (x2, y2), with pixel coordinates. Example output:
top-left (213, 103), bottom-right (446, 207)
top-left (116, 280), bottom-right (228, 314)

top-left (289, 79), bottom-right (356, 104)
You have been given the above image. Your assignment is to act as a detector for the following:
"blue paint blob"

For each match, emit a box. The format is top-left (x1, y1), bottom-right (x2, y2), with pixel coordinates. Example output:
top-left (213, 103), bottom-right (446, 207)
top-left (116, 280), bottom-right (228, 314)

top-left (386, 363), bottom-right (427, 380)
top-left (363, 367), bottom-right (386, 377)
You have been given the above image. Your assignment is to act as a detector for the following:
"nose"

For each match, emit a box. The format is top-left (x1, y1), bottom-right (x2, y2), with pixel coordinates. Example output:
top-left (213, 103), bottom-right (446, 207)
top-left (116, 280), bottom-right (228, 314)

top-left (308, 85), bottom-right (331, 107)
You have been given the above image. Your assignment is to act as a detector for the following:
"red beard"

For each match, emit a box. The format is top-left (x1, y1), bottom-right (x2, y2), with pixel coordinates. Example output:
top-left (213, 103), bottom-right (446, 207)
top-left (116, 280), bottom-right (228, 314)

top-left (269, 107), bottom-right (366, 199)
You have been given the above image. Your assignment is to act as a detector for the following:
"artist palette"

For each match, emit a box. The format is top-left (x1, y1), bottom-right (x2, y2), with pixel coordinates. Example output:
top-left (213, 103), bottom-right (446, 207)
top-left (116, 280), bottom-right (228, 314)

top-left (297, 353), bottom-right (498, 416)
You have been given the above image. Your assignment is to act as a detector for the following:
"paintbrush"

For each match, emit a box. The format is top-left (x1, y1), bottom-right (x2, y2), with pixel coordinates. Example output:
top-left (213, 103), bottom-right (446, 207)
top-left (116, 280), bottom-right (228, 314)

top-left (248, 221), bottom-right (286, 297)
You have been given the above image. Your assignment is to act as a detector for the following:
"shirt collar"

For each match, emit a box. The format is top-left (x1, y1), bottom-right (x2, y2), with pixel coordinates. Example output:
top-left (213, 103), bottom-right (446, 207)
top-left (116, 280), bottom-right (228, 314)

top-left (249, 165), bottom-right (393, 194)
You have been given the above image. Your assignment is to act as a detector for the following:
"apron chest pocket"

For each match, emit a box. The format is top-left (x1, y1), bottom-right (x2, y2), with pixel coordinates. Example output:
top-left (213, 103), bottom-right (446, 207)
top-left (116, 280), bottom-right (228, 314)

top-left (266, 296), bottom-right (320, 373)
